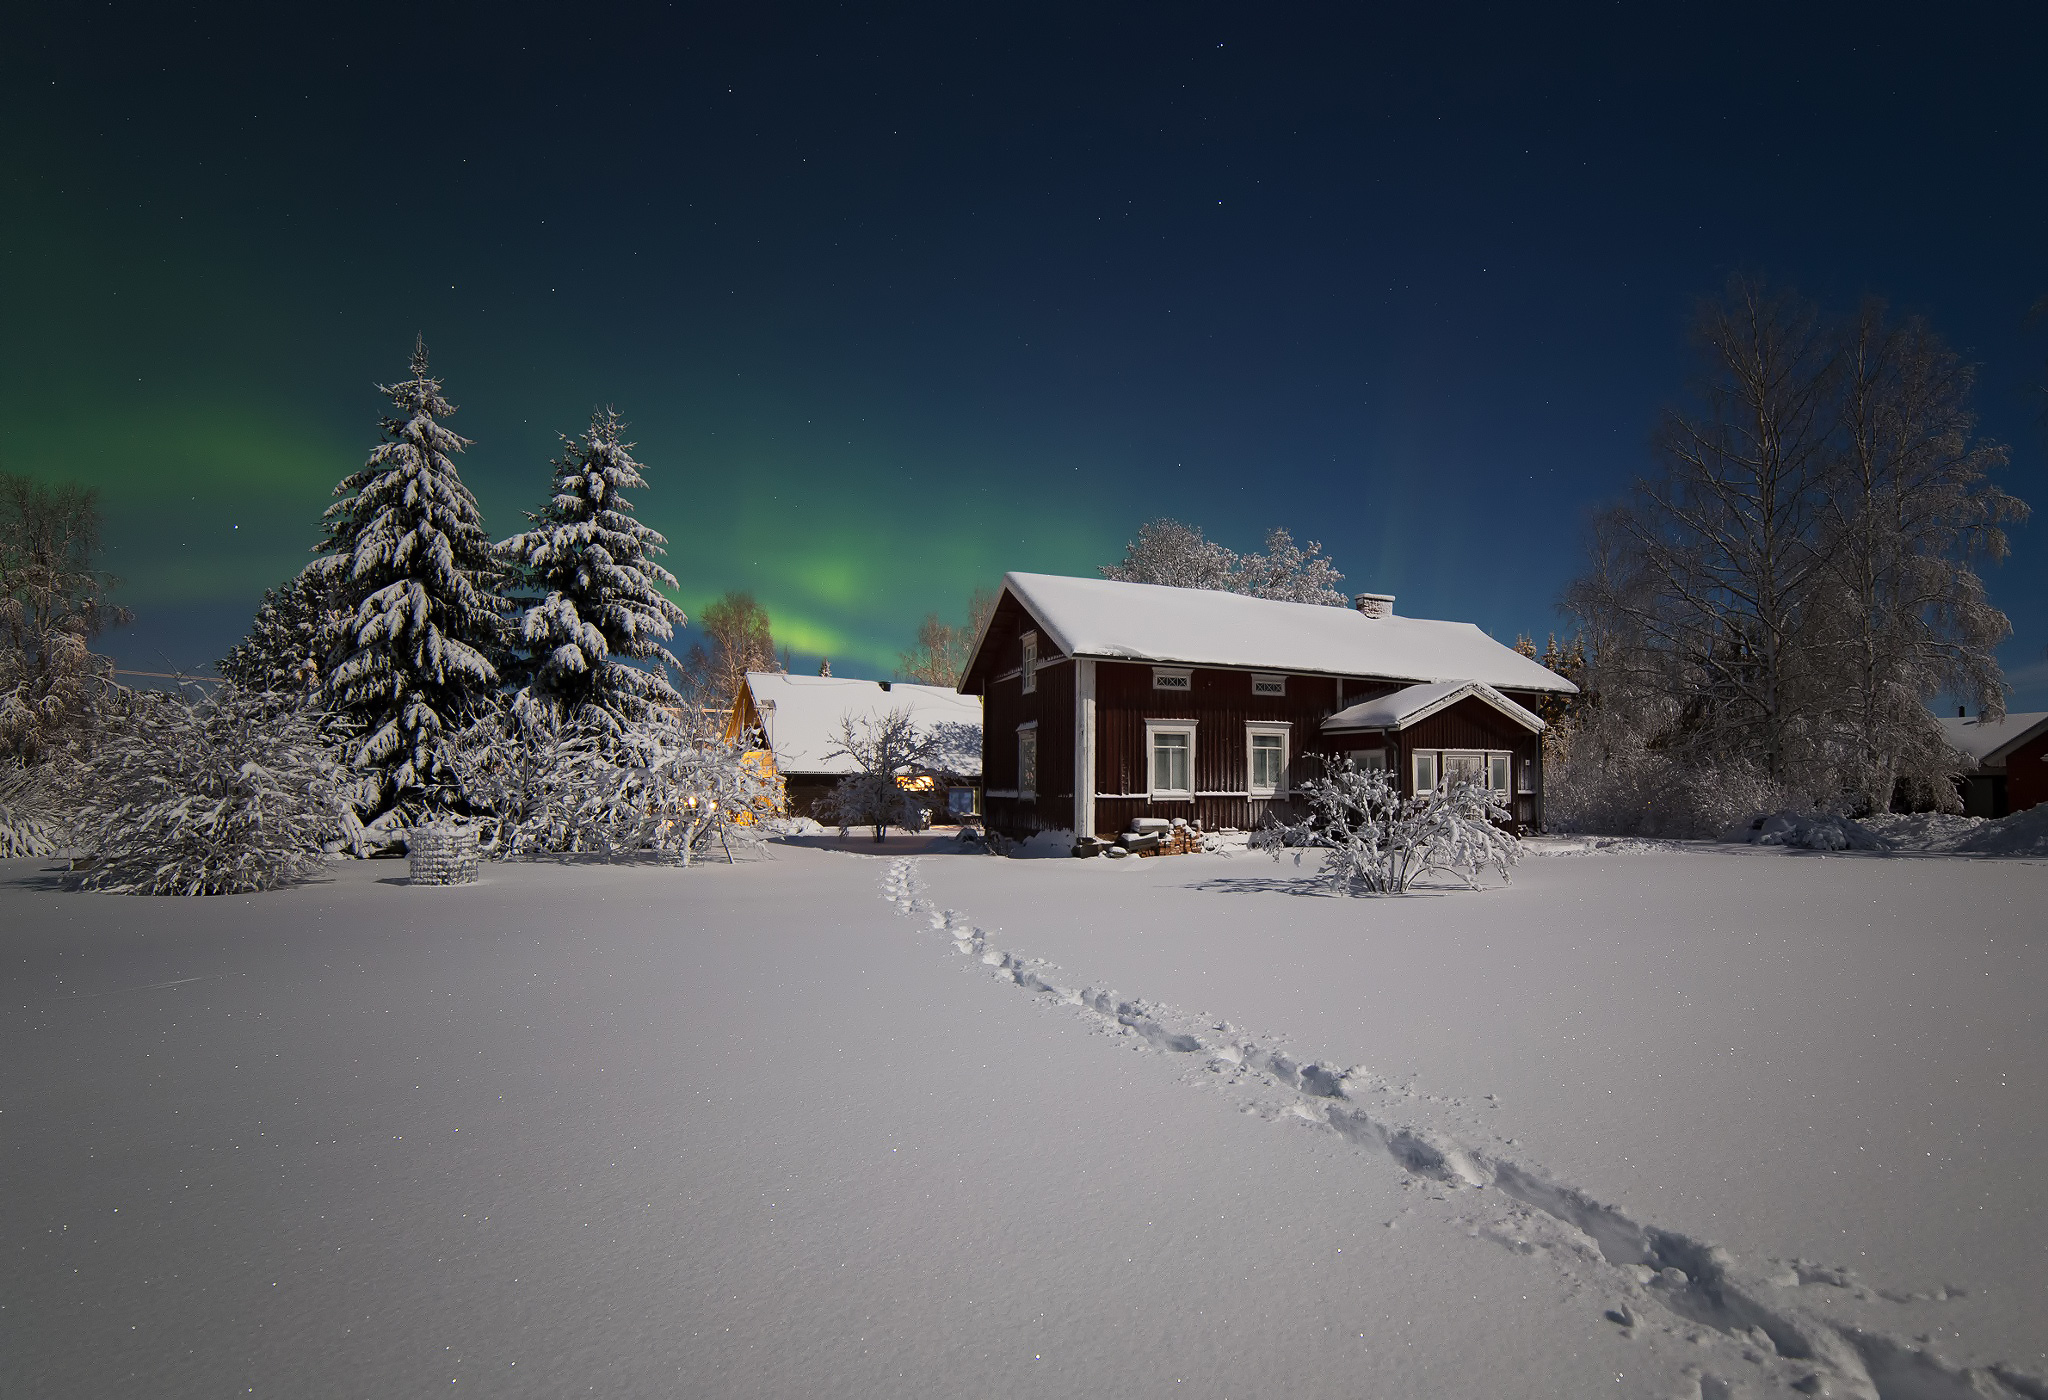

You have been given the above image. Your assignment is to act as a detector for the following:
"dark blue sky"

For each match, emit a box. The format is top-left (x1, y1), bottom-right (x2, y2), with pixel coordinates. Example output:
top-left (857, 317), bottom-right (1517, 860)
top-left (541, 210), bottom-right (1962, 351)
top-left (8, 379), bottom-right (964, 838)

top-left (4, 3), bottom-right (2044, 701)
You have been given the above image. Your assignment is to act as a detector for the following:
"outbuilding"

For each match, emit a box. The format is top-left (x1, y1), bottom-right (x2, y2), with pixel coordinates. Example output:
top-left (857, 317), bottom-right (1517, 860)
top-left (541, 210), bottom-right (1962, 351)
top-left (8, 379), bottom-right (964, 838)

top-left (1938, 709), bottom-right (2048, 818)
top-left (723, 672), bottom-right (984, 820)
top-left (957, 573), bottom-right (1577, 840)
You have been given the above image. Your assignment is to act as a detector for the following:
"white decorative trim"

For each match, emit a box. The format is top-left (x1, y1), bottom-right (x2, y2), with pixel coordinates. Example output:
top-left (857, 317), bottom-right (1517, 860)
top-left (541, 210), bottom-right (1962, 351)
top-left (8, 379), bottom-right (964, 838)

top-left (1251, 673), bottom-right (1286, 697)
top-left (1144, 718), bottom-right (1196, 800)
top-left (1074, 659), bottom-right (1096, 837)
top-left (1151, 666), bottom-right (1192, 692)
top-left (1246, 721), bottom-right (1291, 798)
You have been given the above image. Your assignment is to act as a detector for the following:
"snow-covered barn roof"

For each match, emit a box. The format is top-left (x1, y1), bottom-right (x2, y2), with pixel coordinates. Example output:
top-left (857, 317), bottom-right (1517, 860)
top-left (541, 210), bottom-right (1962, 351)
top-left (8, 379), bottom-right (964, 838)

top-left (1321, 681), bottom-right (1545, 734)
top-left (738, 673), bottom-right (983, 777)
top-left (980, 573), bottom-right (1577, 693)
top-left (1937, 711), bottom-right (2048, 769)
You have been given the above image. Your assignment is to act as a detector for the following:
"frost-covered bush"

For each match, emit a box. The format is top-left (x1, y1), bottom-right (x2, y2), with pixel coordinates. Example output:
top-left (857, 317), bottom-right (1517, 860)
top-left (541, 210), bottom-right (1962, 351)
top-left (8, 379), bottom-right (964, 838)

top-left (451, 706), bottom-right (774, 864)
top-left (0, 760), bottom-right (67, 857)
top-left (813, 707), bottom-right (967, 842)
top-left (1735, 810), bottom-right (1886, 851)
top-left (71, 686), bottom-right (344, 894)
top-left (1545, 716), bottom-right (1799, 839)
top-left (1252, 760), bottom-right (1520, 895)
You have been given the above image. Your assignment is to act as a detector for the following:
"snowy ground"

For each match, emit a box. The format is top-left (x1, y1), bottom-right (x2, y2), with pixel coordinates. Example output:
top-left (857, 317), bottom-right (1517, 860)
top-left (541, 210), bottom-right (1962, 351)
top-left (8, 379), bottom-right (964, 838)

top-left (4, 838), bottom-right (2043, 1398)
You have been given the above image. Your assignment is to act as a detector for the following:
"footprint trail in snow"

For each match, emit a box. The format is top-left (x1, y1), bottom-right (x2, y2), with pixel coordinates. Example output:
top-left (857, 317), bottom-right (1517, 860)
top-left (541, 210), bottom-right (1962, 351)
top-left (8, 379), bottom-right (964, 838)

top-left (879, 858), bottom-right (2047, 1400)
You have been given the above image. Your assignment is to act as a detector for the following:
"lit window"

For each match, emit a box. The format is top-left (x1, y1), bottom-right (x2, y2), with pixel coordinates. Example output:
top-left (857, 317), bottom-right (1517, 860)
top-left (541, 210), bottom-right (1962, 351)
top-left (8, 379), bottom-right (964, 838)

top-left (1247, 724), bottom-right (1289, 797)
top-left (1018, 726), bottom-right (1038, 795)
top-left (1146, 722), bottom-right (1195, 800)
top-left (1020, 632), bottom-right (1037, 694)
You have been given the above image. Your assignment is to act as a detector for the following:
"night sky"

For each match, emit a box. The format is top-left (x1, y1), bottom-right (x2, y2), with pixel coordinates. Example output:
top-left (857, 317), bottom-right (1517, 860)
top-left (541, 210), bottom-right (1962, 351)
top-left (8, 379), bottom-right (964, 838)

top-left (5, 4), bottom-right (2045, 702)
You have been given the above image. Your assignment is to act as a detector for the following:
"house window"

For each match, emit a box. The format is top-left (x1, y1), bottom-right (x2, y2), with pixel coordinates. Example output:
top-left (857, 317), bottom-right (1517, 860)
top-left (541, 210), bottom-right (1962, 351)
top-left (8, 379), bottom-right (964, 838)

top-left (1412, 750), bottom-right (1438, 791)
top-left (1151, 667), bottom-right (1191, 692)
top-left (1145, 721), bottom-right (1196, 800)
top-left (1443, 751), bottom-right (1487, 788)
top-left (1247, 723), bottom-right (1290, 797)
top-left (1489, 753), bottom-right (1513, 796)
top-left (1251, 673), bottom-right (1286, 697)
top-left (1020, 632), bottom-right (1037, 694)
top-left (1348, 749), bottom-right (1387, 772)
top-left (1018, 724), bottom-right (1038, 796)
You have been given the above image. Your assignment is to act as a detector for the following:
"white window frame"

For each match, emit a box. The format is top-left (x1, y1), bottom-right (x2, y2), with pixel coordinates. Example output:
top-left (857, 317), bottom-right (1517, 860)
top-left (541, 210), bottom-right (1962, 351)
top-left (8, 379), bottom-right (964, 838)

top-left (1412, 750), bottom-right (1438, 792)
top-left (1151, 666), bottom-right (1192, 692)
top-left (1251, 673), bottom-right (1286, 697)
top-left (1348, 748), bottom-right (1387, 772)
top-left (1017, 722), bottom-right (1038, 797)
top-left (1144, 719), bottom-right (1197, 801)
top-left (1020, 632), bottom-right (1037, 694)
top-left (1245, 722), bottom-right (1291, 798)
top-left (1488, 752), bottom-right (1513, 797)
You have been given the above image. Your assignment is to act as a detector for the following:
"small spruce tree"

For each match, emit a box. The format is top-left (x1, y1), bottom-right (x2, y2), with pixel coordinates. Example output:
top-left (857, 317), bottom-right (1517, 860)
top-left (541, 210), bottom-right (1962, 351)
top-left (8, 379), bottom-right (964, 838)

top-left (311, 338), bottom-right (506, 812)
top-left (499, 408), bottom-right (688, 731)
top-left (217, 570), bottom-right (338, 694)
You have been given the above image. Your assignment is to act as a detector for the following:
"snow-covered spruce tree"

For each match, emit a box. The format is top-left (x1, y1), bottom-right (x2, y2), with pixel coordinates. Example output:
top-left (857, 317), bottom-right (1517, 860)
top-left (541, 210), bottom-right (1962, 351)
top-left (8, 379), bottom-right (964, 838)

top-left (70, 685), bottom-right (343, 895)
top-left (1, 472), bottom-right (130, 764)
top-left (499, 409), bottom-right (687, 732)
top-left (1251, 759), bottom-right (1520, 895)
top-left (217, 569), bottom-right (340, 695)
top-left (311, 339), bottom-right (506, 816)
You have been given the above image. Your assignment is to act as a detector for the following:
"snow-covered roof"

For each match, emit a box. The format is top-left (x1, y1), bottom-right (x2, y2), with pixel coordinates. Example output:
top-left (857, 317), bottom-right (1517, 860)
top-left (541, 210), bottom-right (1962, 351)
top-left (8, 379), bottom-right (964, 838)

top-left (741, 673), bottom-right (983, 777)
top-left (1322, 681), bottom-right (1545, 734)
top-left (1937, 711), bottom-right (2048, 769)
top-left (990, 573), bottom-right (1577, 693)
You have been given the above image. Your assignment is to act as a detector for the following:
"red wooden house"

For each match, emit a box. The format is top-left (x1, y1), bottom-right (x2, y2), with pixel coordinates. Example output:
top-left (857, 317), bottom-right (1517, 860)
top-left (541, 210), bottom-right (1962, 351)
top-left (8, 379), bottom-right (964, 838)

top-left (957, 573), bottom-right (1578, 840)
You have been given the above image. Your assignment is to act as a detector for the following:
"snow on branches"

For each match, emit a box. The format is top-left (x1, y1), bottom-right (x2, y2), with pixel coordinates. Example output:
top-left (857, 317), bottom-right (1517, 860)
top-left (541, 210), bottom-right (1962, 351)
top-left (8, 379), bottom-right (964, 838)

top-left (0, 760), bottom-right (65, 857)
top-left (814, 708), bottom-right (973, 841)
top-left (312, 339), bottom-right (506, 810)
top-left (70, 686), bottom-right (345, 895)
top-left (499, 409), bottom-right (688, 732)
top-left (451, 706), bottom-right (774, 865)
top-left (1101, 519), bottom-right (1348, 606)
top-left (1251, 758), bottom-right (1521, 895)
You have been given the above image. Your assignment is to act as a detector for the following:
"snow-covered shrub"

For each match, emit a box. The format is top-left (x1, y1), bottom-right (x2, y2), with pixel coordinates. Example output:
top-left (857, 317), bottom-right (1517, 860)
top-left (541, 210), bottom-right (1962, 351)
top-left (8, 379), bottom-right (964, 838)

top-left (814, 707), bottom-right (965, 842)
top-left (0, 759), bottom-right (66, 856)
top-left (1735, 810), bottom-right (1886, 851)
top-left (70, 686), bottom-right (344, 894)
top-left (450, 706), bottom-right (774, 864)
top-left (1252, 759), bottom-right (1520, 895)
top-left (1545, 716), bottom-right (1800, 839)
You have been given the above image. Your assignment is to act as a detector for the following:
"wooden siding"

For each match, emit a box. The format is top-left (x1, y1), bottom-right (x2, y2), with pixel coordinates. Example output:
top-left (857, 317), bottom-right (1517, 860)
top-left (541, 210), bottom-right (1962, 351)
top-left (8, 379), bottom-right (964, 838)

top-left (977, 593), bottom-right (1076, 836)
top-left (1091, 662), bottom-right (1345, 836)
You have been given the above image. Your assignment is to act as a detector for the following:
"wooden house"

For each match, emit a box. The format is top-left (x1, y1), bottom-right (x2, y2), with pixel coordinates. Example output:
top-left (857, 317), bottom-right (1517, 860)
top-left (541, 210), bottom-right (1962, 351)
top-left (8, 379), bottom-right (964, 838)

top-left (957, 574), bottom-right (1578, 839)
top-left (723, 672), bottom-right (984, 819)
top-left (1938, 708), bottom-right (2048, 818)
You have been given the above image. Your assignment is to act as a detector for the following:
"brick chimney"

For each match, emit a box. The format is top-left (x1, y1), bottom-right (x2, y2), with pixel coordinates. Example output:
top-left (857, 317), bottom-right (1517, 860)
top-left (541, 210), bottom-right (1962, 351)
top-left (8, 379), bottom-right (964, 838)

top-left (1353, 593), bottom-right (1395, 619)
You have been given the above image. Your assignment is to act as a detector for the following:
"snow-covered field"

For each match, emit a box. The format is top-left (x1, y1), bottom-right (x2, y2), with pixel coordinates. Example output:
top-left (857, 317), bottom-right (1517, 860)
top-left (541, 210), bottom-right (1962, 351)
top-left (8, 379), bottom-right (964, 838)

top-left (4, 837), bottom-right (2043, 1398)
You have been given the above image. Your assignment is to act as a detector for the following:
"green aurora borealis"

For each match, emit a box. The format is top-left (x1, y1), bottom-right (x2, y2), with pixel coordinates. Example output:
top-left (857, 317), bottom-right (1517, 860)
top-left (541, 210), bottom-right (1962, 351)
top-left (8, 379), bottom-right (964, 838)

top-left (5, 7), bottom-right (2045, 696)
